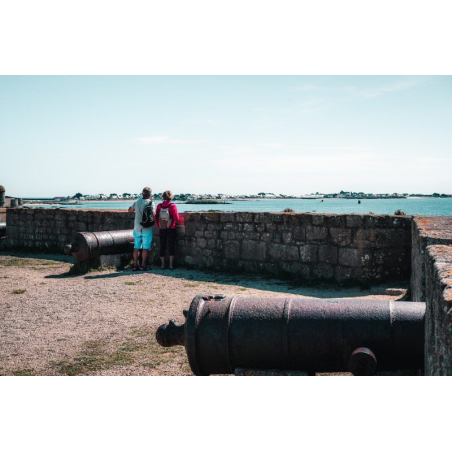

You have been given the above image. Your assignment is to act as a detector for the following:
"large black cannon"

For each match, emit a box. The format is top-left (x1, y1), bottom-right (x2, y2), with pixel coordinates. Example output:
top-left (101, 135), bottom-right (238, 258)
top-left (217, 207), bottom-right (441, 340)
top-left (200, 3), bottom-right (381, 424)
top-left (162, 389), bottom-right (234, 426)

top-left (156, 295), bottom-right (425, 376)
top-left (64, 230), bottom-right (135, 262)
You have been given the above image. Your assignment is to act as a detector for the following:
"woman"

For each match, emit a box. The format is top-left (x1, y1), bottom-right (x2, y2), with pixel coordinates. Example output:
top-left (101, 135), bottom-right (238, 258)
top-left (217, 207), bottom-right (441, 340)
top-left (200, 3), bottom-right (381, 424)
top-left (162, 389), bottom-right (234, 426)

top-left (156, 190), bottom-right (179, 270)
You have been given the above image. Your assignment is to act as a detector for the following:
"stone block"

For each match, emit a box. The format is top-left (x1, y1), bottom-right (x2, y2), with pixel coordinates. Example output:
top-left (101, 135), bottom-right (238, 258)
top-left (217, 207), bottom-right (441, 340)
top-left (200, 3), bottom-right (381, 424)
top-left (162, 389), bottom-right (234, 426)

top-left (306, 226), bottom-right (328, 241)
top-left (197, 238), bottom-right (207, 248)
top-left (346, 215), bottom-right (363, 228)
top-left (282, 232), bottom-right (293, 244)
top-left (261, 232), bottom-right (273, 242)
top-left (330, 228), bottom-right (352, 247)
top-left (319, 245), bottom-right (338, 264)
top-left (338, 248), bottom-right (361, 267)
top-left (221, 212), bottom-right (235, 222)
top-left (269, 243), bottom-right (299, 261)
top-left (335, 266), bottom-right (353, 281)
top-left (241, 240), bottom-right (266, 261)
top-left (236, 212), bottom-right (253, 222)
top-left (313, 263), bottom-right (334, 280)
top-left (364, 216), bottom-right (388, 229)
top-left (243, 223), bottom-right (255, 232)
top-left (293, 226), bottom-right (306, 241)
top-left (299, 244), bottom-right (318, 263)
top-left (224, 240), bottom-right (240, 259)
top-left (288, 262), bottom-right (311, 279)
top-left (312, 215), bottom-right (325, 226)
top-left (202, 212), bottom-right (220, 222)
top-left (99, 254), bottom-right (122, 267)
top-left (325, 215), bottom-right (346, 228)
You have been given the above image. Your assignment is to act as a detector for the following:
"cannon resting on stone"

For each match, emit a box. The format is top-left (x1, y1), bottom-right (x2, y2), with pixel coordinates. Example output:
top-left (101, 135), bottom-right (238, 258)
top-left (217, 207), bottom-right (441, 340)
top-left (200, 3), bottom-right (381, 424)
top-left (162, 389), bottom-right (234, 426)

top-left (156, 295), bottom-right (425, 376)
top-left (64, 230), bottom-right (135, 262)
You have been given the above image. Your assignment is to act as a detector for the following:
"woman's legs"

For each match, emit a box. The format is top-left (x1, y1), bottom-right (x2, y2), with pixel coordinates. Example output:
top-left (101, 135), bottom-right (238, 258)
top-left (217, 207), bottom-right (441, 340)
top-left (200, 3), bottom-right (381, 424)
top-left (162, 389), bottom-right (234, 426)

top-left (168, 229), bottom-right (176, 269)
top-left (159, 229), bottom-right (168, 268)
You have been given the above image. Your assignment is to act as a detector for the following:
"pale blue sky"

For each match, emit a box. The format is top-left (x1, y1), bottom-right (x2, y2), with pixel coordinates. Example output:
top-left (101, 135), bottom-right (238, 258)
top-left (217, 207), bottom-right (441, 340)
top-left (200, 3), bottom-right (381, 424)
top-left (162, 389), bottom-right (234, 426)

top-left (1, 75), bottom-right (451, 197)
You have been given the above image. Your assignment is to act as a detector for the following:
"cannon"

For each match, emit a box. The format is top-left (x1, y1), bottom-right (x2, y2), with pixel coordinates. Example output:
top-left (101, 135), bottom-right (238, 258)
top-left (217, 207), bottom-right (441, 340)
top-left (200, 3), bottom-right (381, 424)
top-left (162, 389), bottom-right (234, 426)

top-left (64, 219), bottom-right (186, 262)
top-left (156, 295), bottom-right (425, 376)
top-left (64, 230), bottom-right (135, 262)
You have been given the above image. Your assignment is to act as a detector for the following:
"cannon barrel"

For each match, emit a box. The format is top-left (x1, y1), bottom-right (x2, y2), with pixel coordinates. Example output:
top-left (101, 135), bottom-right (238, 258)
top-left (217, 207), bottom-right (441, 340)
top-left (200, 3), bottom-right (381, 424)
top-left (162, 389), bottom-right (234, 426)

top-left (156, 295), bottom-right (425, 376)
top-left (64, 230), bottom-right (135, 262)
top-left (64, 221), bottom-right (186, 262)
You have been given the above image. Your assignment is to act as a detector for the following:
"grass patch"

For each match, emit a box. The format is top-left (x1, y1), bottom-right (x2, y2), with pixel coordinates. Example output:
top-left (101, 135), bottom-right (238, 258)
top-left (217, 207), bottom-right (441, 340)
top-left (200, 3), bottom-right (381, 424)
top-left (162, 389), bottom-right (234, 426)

top-left (52, 329), bottom-right (187, 376)
top-left (124, 281), bottom-right (136, 286)
top-left (12, 368), bottom-right (35, 376)
top-left (0, 256), bottom-right (61, 268)
top-left (12, 289), bottom-right (26, 294)
top-left (184, 283), bottom-right (199, 288)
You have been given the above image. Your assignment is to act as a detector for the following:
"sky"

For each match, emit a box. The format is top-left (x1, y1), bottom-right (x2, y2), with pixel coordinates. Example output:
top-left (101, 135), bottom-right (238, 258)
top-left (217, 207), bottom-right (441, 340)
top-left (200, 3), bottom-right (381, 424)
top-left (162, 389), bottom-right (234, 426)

top-left (0, 75), bottom-right (451, 198)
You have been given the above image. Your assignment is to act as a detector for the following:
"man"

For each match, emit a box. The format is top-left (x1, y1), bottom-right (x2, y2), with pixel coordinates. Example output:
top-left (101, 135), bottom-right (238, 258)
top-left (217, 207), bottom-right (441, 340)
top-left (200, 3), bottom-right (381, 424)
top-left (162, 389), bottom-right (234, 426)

top-left (128, 187), bottom-right (155, 271)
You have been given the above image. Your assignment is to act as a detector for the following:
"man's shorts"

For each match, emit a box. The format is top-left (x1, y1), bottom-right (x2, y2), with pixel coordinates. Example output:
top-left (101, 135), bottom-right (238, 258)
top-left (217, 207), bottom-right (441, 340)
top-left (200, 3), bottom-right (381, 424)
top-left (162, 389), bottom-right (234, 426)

top-left (133, 229), bottom-right (153, 250)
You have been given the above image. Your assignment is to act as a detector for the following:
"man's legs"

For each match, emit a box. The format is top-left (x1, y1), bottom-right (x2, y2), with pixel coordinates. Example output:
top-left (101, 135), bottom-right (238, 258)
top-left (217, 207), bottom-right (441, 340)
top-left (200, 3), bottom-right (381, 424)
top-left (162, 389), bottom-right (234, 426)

top-left (141, 229), bottom-right (153, 270)
top-left (141, 249), bottom-right (148, 267)
top-left (133, 248), bottom-right (140, 267)
top-left (133, 231), bottom-right (143, 269)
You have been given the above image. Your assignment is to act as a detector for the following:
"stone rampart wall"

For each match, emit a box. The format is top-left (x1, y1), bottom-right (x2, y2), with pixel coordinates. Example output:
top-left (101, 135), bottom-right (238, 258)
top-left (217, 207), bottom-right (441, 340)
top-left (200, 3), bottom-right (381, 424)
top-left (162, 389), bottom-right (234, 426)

top-left (178, 212), bottom-right (411, 283)
top-left (424, 245), bottom-right (452, 375)
top-left (5, 208), bottom-right (135, 253)
top-left (5, 208), bottom-right (412, 284)
top-left (411, 217), bottom-right (452, 302)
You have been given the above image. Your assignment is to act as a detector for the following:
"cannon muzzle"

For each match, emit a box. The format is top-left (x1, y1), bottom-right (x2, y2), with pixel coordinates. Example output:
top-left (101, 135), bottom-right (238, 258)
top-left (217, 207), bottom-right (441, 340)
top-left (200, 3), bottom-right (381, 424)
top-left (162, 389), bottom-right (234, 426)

top-left (157, 295), bottom-right (425, 376)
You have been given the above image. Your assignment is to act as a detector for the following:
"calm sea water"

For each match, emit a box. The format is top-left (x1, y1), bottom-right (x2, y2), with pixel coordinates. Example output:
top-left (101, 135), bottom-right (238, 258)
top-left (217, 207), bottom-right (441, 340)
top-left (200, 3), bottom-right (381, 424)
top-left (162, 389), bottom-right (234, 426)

top-left (30, 198), bottom-right (452, 216)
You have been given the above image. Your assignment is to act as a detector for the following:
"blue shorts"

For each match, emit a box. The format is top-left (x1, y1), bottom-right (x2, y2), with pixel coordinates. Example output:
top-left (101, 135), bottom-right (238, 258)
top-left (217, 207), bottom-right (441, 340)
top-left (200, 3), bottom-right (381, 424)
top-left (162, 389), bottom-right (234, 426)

top-left (133, 229), bottom-right (153, 250)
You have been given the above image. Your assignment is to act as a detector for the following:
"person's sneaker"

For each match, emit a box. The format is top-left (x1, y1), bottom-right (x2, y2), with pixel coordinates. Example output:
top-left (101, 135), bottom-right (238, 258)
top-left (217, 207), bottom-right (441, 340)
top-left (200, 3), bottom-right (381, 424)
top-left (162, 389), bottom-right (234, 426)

top-left (141, 266), bottom-right (151, 271)
top-left (132, 266), bottom-right (140, 271)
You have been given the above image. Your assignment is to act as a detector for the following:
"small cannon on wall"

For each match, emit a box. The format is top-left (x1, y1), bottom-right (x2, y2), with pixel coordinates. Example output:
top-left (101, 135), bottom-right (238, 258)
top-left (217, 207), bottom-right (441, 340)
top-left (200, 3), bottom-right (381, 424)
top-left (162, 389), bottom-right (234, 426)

top-left (64, 230), bottom-right (135, 262)
top-left (156, 295), bottom-right (425, 376)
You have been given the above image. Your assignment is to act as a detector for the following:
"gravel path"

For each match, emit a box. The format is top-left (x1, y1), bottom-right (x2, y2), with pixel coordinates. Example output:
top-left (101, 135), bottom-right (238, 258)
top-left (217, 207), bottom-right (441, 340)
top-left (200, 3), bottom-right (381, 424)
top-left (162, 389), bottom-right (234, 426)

top-left (0, 252), bottom-right (407, 376)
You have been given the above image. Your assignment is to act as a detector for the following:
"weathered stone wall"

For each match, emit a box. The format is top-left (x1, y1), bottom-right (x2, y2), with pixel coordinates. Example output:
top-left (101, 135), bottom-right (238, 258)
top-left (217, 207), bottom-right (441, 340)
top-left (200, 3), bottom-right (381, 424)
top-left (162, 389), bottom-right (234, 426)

top-left (5, 208), bottom-right (412, 284)
top-left (178, 212), bottom-right (412, 284)
top-left (424, 245), bottom-right (452, 375)
top-left (5, 208), bottom-right (135, 252)
top-left (411, 217), bottom-right (452, 302)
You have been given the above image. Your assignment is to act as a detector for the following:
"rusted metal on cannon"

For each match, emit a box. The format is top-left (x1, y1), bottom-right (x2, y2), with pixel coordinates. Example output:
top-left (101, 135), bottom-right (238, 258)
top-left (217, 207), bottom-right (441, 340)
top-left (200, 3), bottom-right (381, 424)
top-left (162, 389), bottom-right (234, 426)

top-left (156, 295), bottom-right (425, 376)
top-left (64, 230), bottom-right (135, 262)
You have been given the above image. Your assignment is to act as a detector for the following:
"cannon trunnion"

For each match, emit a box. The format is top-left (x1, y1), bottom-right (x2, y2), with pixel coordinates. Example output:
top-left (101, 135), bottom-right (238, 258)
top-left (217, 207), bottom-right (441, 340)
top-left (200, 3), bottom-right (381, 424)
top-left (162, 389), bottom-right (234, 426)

top-left (64, 230), bottom-right (135, 262)
top-left (156, 295), bottom-right (425, 376)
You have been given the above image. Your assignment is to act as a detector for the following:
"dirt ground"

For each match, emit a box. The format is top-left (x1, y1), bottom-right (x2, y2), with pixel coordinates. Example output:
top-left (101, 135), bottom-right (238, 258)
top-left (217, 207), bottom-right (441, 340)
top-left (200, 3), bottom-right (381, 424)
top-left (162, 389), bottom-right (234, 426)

top-left (0, 252), bottom-right (408, 376)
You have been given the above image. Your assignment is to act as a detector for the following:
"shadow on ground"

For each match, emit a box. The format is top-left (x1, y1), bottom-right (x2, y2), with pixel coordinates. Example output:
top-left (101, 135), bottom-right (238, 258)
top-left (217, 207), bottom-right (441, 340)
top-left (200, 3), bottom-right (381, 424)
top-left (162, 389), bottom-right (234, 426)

top-left (83, 265), bottom-right (408, 298)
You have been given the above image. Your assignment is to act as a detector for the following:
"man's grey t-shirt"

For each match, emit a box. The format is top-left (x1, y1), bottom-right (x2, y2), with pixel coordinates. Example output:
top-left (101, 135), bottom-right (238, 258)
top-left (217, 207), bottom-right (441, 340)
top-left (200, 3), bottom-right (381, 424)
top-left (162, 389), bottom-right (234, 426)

top-left (130, 197), bottom-right (154, 232)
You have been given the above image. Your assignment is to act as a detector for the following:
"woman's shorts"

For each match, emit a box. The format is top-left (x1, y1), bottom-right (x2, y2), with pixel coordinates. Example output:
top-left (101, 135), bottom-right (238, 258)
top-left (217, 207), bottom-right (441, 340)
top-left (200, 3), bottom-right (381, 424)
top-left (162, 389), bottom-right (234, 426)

top-left (133, 229), bottom-right (153, 250)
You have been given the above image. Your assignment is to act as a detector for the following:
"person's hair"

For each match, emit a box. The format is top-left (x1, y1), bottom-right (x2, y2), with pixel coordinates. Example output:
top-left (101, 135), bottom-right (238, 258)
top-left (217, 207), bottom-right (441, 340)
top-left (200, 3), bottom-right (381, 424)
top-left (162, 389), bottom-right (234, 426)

top-left (142, 187), bottom-right (152, 197)
top-left (162, 190), bottom-right (174, 201)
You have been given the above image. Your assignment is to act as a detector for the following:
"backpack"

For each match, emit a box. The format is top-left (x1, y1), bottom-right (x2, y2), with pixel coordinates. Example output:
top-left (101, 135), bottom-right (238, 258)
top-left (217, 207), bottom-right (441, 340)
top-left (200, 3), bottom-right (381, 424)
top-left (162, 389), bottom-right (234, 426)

top-left (139, 199), bottom-right (155, 228)
top-left (159, 203), bottom-right (172, 230)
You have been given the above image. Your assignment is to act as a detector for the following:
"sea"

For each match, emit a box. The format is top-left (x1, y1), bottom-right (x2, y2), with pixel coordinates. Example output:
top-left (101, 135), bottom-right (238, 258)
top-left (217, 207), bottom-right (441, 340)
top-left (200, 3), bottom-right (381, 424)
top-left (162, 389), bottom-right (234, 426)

top-left (29, 197), bottom-right (452, 216)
